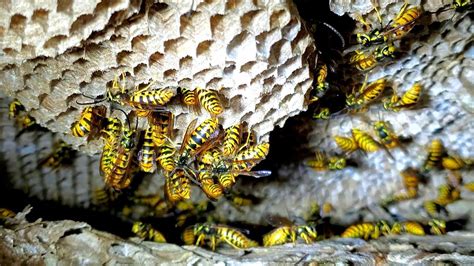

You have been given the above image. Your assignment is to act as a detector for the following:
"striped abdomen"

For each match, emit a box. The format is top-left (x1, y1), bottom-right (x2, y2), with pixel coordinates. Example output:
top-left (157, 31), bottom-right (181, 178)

top-left (391, 7), bottom-right (421, 38)
top-left (217, 227), bottom-right (257, 249)
top-left (362, 78), bottom-right (386, 103)
top-left (183, 118), bottom-right (219, 156)
top-left (222, 124), bottom-right (243, 157)
top-left (105, 151), bottom-right (133, 189)
top-left (334, 136), bottom-right (358, 153)
top-left (352, 129), bottom-right (380, 152)
top-left (341, 223), bottom-right (379, 240)
top-left (197, 88), bottom-right (223, 116)
top-left (233, 142), bottom-right (270, 171)
top-left (139, 126), bottom-right (155, 173)
top-left (423, 139), bottom-right (444, 171)
top-left (156, 143), bottom-right (176, 172)
top-left (263, 226), bottom-right (295, 246)
top-left (180, 87), bottom-right (197, 106)
top-left (128, 88), bottom-right (174, 108)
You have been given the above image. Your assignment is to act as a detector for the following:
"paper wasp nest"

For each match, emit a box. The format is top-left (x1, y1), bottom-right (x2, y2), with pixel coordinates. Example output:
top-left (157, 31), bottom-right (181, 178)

top-left (0, 0), bottom-right (315, 154)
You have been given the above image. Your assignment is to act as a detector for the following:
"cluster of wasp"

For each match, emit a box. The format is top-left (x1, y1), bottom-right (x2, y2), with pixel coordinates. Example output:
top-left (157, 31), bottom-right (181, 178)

top-left (309, 0), bottom-right (471, 119)
top-left (70, 73), bottom-right (271, 201)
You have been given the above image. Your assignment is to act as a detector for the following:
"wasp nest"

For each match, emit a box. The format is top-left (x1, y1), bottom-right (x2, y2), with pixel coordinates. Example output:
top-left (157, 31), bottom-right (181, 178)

top-left (0, 0), bottom-right (315, 154)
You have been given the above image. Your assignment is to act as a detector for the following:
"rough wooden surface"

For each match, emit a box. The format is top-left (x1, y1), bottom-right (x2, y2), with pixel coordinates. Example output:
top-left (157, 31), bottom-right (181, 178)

top-left (1, 216), bottom-right (473, 264)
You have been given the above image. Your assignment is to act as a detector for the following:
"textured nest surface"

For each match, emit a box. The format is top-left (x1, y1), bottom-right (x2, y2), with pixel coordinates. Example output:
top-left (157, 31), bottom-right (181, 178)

top-left (0, 0), bottom-right (315, 154)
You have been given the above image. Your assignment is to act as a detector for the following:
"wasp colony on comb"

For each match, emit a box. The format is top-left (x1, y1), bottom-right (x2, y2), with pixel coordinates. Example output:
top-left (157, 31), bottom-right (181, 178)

top-left (0, 0), bottom-right (472, 263)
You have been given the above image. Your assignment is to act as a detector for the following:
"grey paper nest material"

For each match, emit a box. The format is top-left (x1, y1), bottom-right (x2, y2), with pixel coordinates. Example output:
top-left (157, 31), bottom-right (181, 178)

top-left (1, 217), bottom-right (474, 264)
top-left (0, 0), bottom-right (315, 154)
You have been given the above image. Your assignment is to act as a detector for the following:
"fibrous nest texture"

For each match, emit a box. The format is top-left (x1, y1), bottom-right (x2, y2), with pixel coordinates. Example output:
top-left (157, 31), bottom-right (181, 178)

top-left (0, 0), bottom-right (315, 154)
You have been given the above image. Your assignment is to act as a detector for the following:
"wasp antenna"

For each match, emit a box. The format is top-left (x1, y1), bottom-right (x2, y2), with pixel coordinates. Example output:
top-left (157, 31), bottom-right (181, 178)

top-left (116, 108), bottom-right (131, 130)
top-left (318, 21), bottom-right (346, 48)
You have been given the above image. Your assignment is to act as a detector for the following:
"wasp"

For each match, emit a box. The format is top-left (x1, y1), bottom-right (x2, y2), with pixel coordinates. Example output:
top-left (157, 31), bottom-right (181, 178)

top-left (132, 221), bottom-right (166, 243)
top-left (131, 194), bottom-right (171, 216)
top-left (309, 64), bottom-right (330, 104)
top-left (385, 2), bottom-right (422, 40)
top-left (422, 139), bottom-right (445, 172)
top-left (428, 219), bottom-right (446, 235)
top-left (193, 223), bottom-right (258, 250)
top-left (138, 126), bottom-right (156, 173)
top-left (164, 170), bottom-right (191, 202)
top-left (464, 182), bottom-right (474, 192)
top-left (91, 188), bottom-right (121, 207)
top-left (71, 106), bottom-right (107, 140)
top-left (423, 200), bottom-right (449, 218)
top-left (334, 135), bottom-right (359, 153)
top-left (351, 128), bottom-right (380, 153)
top-left (196, 161), bottom-right (223, 201)
top-left (345, 77), bottom-right (386, 112)
top-left (442, 154), bottom-right (472, 171)
top-left (372, 120), bottom-right (401, 149)
top-left (390, 221), bottom-right (425, 236)
top-left (78, 73), bottom-right (174, 111)
top-left (263, 226), bottom-right (296, 247)
top-left (349, 43), bottom-right (396, 72)
top-left (100, 117), bottom-right (122, 147)
top-left (341, 221), bottom-right (387, 240)
top-left (383, 83), bottom-right (422, 112)
top-left (225, 191), bottom-right (261, 210)
top-left (383, 168), bottom-right (421, 206)
top-left (306, 151), bottom-right (347, 171)
top-left (435, 184), bottom-right (461, 206)
top-left (150, 111), bottom-right (173, 148)
top-left (263, 216), bottom-right (317, 246)
top-left (182, 226), bottom-right (196, 245)
top-left (38, 140), bottom-right (76, 169)
top-left (222, 123), bottom-right (245, 157)
top-left (196, 88), bottom-right (223, 116)
top-left (102, 126), bottom-right (137, 190)
top-left (8, 99), bottom-right (25, 119)
top-left (451, 0), bottom-right (472, 12)
top-left (0, 208), bottom-right (15, 222)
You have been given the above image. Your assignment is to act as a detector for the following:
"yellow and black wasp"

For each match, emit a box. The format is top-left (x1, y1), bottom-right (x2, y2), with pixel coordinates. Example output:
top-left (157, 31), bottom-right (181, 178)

top-left (306, 150), bottom-right (349, 171)
top-left (0, 208), bottom-right (16, 224)
top-left (334, 135), bottom-right (359, 154)
top-left (149, 111), bottom-right (174, 148)
top-left (263, 215), bottom-right (318, 246)
top-left (355, 1), bottom-right (422, 47)
top-left (351, 128), bottom-right (381, 153)
top-left (345, 76), bottom-right (386, 113)
top-left (71, 105), bottom-right (107, 141)
top-left (348, 43), bottom-right (396, 72)
top-left (193, 223), bottom-right (258, 250)
top-left (77, 73), bottom-right (174, 111)
top-left (102, 124), bottom-right (137, 190)
top-left (137, 126), bottom-right (156, 173)
top-left (422, 139), bottom-right (445, 172)
top-left (38, 140), bottom-right (76, 169)
top-left (372, 120), bottom-right (401, 149)
top-left (389, 221), bottom-right (425, 236)
top-left (225, 191), bottom-right (261, 211)
top-left (132, 221), bottom-right (166, 243)
top-left (383, 83), bottom-right (423, 112)
top-left (341, 221), bottom-right (389, 240)
top-left (8, 99), bottom-right (25, 119)
top-left (196, 88), bottom-right (224, 117)
top-left (428, 219), bottom-right (446, 235)
top-left (382, 167), bottom-right (422, 206)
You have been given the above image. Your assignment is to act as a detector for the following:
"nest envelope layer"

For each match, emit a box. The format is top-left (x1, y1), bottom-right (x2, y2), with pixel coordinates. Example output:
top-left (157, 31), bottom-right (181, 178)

top-left (0, 0), bottom-right (315, 155)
